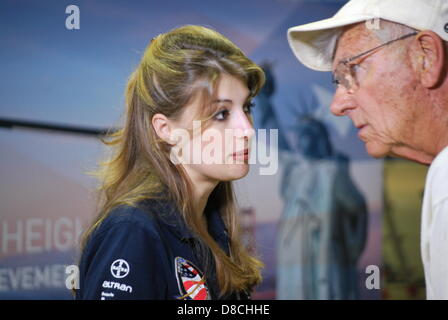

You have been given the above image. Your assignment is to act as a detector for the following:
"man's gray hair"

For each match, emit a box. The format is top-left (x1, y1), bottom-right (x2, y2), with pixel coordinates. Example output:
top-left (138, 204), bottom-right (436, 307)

top-left (370, 19), bottom-right (448, 56)
top-left (370, 19), bottom-right (417, 43)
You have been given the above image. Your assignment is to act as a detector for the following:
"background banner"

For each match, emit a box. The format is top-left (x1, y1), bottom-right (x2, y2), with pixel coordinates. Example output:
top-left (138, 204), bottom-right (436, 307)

top-left (0, 0), bottom-right (383, 299)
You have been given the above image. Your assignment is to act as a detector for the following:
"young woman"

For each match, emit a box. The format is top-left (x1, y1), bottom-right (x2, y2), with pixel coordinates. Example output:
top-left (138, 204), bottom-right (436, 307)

top-left (75, 25), bottom-right (265, 300)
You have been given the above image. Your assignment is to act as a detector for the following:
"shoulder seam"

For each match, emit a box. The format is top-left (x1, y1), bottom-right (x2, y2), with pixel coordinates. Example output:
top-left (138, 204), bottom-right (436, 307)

top-left (92, 206), bottom-right (159, 240)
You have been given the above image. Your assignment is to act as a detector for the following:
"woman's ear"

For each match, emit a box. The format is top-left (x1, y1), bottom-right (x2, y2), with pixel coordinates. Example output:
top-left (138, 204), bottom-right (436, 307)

top-left (413, 31), bottom-right (445, 88)
top-left (152, 113), bottom-right (174, 145)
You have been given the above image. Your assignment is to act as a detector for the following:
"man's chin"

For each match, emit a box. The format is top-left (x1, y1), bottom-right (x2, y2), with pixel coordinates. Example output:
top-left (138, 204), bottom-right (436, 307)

top-left (389, 146), bottom-right (434, 165)
top-left (365, 142), bottom-right (390, 159)
top-left (364, 142), bottom-right (434, 165)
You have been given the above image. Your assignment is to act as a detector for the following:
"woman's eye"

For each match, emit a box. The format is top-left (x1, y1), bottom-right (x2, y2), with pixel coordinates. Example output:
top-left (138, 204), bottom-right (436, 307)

top-left (214, 108), bottom-right (230, 121)
top-left (243, 102), bottom-right (255, 114)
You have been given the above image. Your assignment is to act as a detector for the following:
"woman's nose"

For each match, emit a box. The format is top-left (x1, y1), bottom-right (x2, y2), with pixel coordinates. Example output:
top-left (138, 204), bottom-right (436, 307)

top-left (237, 112), bottom-right (255, 140)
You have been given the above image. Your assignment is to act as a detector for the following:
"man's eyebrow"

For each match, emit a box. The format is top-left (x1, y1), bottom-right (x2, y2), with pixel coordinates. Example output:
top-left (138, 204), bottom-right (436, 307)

top-left (333, 51), bottom-right (352, 67)
top-left (331, 37), bottom-right (341, 69)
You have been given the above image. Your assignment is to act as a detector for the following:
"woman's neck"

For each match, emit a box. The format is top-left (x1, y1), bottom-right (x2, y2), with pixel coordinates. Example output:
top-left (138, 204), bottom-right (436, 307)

top-left (183, 166), bottom-right (219, 217)
top-left (192, 180), bottom-right (218, 218)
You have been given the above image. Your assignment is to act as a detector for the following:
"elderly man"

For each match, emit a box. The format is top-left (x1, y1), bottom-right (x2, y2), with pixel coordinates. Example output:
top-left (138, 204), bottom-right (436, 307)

top-left (287, 0), bottom-right (448, 299)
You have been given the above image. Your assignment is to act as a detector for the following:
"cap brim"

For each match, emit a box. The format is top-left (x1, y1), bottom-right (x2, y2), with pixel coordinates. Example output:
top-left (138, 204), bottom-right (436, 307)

top-left (287, 14), bottom-right (373, 71)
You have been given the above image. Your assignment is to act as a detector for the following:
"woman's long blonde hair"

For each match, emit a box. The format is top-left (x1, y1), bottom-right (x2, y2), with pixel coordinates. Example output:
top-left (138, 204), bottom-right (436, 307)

top-left (81, 25), bottom-right (265, 297)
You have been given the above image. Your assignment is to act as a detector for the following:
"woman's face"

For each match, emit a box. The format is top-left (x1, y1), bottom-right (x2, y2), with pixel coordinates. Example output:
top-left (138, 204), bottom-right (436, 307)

top-left (170, 73), bottom-right (255, 185)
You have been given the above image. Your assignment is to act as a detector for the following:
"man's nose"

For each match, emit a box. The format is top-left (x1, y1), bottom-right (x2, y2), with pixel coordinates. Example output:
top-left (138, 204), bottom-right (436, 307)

top-left (330, 86), bottom-right (357, 116)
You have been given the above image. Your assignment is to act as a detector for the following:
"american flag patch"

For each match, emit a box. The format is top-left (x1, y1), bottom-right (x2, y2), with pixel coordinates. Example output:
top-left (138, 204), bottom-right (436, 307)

top-left (174, 256), bottom-right (210, 300)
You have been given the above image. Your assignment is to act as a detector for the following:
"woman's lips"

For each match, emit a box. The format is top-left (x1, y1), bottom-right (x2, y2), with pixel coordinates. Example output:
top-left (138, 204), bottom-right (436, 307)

top-left (232, 148), bottom-right (249, 161)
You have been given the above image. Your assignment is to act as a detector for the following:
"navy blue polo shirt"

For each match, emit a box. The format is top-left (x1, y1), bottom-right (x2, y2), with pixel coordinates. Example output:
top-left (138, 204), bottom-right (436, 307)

top-left (75, 197), bottom-right (250, 300)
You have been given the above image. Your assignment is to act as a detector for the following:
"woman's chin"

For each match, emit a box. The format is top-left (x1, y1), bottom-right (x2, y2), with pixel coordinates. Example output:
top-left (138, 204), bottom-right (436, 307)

top-left (219, 163), bottom-right (250, 181)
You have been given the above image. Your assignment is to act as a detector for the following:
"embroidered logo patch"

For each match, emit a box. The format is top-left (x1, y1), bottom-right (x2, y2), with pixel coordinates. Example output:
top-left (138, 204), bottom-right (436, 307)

top-left (174, 257), bottom-right (209, 300)
top-left (110, 259), bottom-right (130, 279)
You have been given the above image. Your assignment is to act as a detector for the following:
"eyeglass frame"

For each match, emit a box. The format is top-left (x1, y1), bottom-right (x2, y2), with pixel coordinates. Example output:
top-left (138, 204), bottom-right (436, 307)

top-left (332, 31), bottom-right (418, 91)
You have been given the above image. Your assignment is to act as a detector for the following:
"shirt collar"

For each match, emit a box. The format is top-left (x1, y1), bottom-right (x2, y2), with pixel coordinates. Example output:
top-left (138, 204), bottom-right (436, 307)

top-left (141, 197), bottom-right (193, 240)
top-left (140, 196), bottom-right (229, 244)
top-left (205, 203), bottom-right (229, 243)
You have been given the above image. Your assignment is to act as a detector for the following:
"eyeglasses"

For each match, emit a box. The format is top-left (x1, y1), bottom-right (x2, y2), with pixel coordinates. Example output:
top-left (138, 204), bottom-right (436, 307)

top-left (332, 32), bottom-right (418, 92)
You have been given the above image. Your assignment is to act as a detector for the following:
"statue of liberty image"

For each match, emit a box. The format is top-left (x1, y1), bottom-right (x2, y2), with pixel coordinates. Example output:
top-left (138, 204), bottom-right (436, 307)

top-left (255, 63), bottom-right (368, 300)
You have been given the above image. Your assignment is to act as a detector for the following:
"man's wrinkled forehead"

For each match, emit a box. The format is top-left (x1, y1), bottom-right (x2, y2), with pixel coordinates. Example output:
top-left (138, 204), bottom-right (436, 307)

top-left (332, 23), bottom-right (378, 68)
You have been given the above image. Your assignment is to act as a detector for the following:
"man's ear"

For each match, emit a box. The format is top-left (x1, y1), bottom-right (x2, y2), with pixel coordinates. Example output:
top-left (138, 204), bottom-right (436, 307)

top-left (152, 113), bottom-right (174, 145)
top-left (413, 30), bottom-right (445, 88)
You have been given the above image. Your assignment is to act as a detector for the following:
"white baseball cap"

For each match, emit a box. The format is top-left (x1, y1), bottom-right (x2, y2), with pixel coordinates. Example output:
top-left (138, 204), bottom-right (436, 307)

top-left (287, 0), bottom-right (448, 71)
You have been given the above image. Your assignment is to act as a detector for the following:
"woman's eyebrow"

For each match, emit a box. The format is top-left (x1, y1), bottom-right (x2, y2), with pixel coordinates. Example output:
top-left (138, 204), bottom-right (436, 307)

top-left (212, 99), bottom-right (233, 104)
top-left (212, 95), bottom-right (251, 105)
